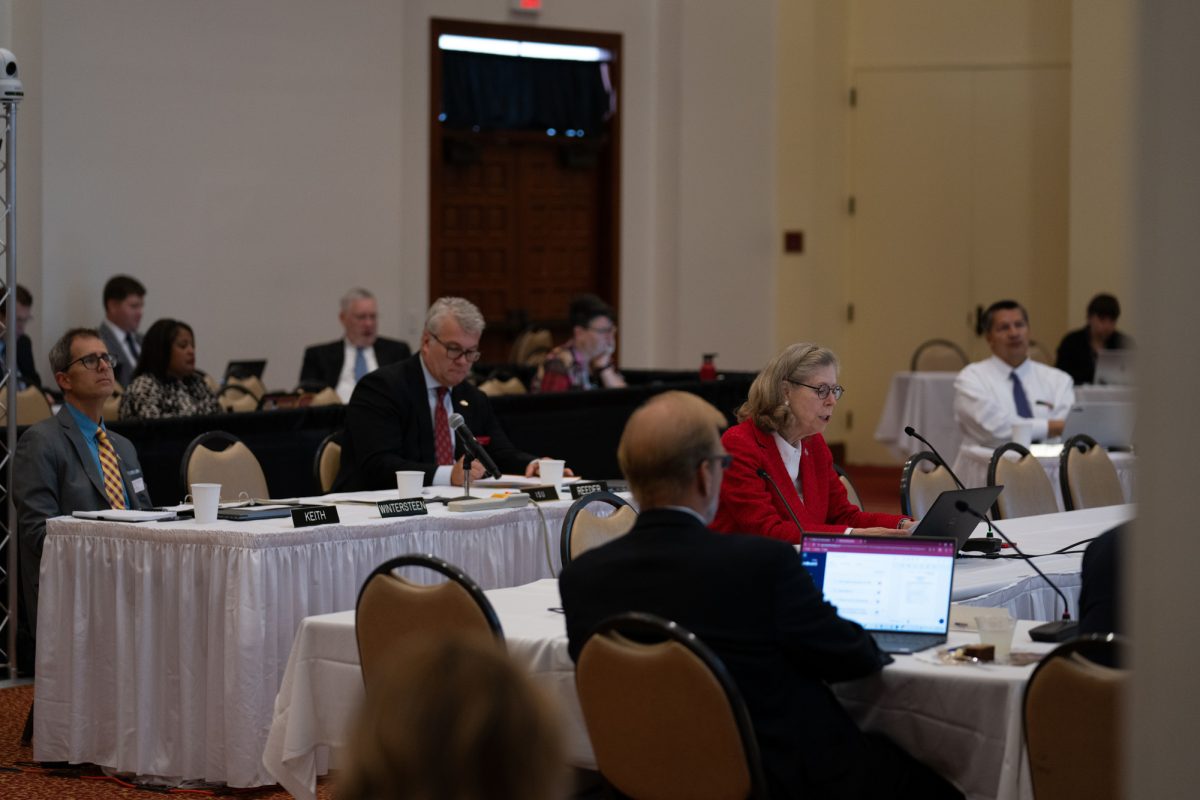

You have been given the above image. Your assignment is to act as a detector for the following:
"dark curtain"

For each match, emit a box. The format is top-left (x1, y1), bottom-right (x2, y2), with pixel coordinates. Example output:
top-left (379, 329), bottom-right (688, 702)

top-left (441, 51), bottom-right (612, 132)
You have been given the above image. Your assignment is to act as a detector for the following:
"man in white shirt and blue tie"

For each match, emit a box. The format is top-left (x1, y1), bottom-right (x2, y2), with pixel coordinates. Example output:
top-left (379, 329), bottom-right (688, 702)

top-left (298, 287), bottom-right (411, 401)
top-left (953, 300), bottom-right (1075, 470)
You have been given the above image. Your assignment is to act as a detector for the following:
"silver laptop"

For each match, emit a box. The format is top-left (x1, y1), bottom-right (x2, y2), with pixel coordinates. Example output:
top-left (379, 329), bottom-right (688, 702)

top-left (800, 534), bottom-right (957, 654)
top-left (1062, 402), bottom-right (1135, 449)
top-left (1094, 349), bottom-right (1134, 386)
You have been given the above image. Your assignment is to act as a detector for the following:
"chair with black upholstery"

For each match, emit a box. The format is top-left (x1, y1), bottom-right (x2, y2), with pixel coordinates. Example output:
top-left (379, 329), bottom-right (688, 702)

top-left (1060, 434), bottom-right (1124, 511)
top-left (900, 451), bottom-right (957, 518)
top-left (576, 612), bottom-right (770, 800)
top-left (355, 554), bottom-right (504, 695)
top-left (312, 431), bottom-right (342, 494)
top-left (180, 430), bottom-right (270, 503)
top-left (1024, 634), bottom-right (1126, 800)
top-left (216, 383), bottom-right (259, 413)
top-left (910, 338), bottom-right (969, 371)
top-left (833, 463), bottom-right (863, 510)
top-left (560, 491), bottom-right (637, 567)
top-left (988, 442), bottom-right (1058, 518)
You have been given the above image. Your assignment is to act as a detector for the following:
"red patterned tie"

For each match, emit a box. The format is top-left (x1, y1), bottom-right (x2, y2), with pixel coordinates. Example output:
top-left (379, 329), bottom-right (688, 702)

top-left (434, 387), bottom-right (454, 465)
top-left (96, 429), bottom-right (128, 509)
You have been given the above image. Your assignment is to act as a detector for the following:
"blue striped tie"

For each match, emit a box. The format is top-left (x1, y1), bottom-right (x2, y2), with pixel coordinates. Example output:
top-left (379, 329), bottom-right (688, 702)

top-left (1011, 371), bottom-right (1033, 418)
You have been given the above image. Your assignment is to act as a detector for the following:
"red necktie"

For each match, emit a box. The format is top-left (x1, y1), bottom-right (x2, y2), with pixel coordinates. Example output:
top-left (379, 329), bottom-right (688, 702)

top-left (434, 387), bottom-right (454, 465)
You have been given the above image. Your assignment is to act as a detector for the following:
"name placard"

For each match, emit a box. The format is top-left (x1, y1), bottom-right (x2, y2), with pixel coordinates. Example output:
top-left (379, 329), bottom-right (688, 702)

top-left (569, 481), bottom-right (609, 500)
top-left (292, 505), bottom-right (341, 528)
top-left (521, 485), bottom-right (560, 502)
top-left (377, 498), bottom-right (429, 518)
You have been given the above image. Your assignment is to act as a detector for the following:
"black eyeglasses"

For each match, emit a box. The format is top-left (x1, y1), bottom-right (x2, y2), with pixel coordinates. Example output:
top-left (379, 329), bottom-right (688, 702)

top-left (700, 454), bottom-right (734, 469)
top-left (784, 379), bottom-right (844, 400)
top-left (428, 330), bottom-right (482, 363)
top-left (65, 352), bottom-right (119, 372)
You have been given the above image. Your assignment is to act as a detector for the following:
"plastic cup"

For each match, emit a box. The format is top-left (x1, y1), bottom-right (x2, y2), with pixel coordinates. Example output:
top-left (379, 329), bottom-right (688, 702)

top-left (396, 470), bottom-right (425, 498)
top-left (189, 483), bottom-right (222, 524)
top-left (538, 459), bottom-right (566, 486)
top-left (976, 614), bottom-right (1017, 662)
top-left (1011, 419), bottom-right (1033, 447)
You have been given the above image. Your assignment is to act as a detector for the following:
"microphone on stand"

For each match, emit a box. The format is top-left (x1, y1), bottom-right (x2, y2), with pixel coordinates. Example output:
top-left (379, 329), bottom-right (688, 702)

top-left (449, 413), bottom-right (502, 479)
top-left (756, 468), bottom-right (806, 536)
top-left (906, 425), bottom-right (999, 551)
top-left (955, 501), bottom-right (1079, 642)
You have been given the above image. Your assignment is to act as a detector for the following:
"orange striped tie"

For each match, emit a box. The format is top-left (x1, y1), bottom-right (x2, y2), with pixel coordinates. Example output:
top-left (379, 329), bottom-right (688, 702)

top-left (96, 429), bottom-right (127, 510)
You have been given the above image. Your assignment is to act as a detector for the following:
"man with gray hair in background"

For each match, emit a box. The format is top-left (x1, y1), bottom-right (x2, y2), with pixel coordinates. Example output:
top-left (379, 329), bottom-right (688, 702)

top-left (334, 297), bottom-right (560, 490)
top-left (299, 287), bottom-right (411, 401)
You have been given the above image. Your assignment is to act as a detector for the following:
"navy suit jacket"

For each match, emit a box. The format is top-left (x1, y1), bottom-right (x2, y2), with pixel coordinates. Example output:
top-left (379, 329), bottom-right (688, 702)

top-left (298, 337), bottom-right (411, 390)
top-left (14, 406), bottom-right (153, 628)
top-left (560, 508), bottom-right (891, 798)
top-left (332, 354), bottom-right (535, 491)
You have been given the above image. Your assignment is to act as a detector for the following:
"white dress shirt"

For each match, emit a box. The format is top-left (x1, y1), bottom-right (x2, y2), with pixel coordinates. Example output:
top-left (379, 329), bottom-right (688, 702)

top-left (953, 355), bottom-right (1075, 452)
top-left (335, 340), bottom-right (380, 403)
top-left (772, 432), bottom-right (804, 501)
top-left (420, 356), bottom-right (456, 486)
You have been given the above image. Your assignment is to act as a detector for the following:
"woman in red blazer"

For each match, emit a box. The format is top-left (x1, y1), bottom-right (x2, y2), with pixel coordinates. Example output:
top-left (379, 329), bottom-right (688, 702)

top-left (711, 343), bottom-right (912, 543)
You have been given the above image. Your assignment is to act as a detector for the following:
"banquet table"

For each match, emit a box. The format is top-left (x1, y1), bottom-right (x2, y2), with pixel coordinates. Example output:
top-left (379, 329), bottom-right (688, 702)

top-left (955, 444), bottom-right (1136, 512)
top-left (264, 504), bottom-right (1133, 800)
top-left (875, 371), bottom-right (1135, 463)
top-left (32, 486), bottom-right (581, 787)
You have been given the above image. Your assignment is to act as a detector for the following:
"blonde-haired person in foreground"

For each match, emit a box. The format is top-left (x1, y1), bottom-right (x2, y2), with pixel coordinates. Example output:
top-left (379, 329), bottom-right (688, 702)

top-left (711, 342), bottom-right (913, 543)
top-left (338, 636), bottom-right (567, 800)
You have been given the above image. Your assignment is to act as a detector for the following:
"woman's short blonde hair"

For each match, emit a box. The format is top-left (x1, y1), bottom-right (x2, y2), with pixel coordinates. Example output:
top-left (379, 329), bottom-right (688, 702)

top-left (736, 342), bottom-right (839, 433)
top-left (338, 636), bottom-right (567, 800)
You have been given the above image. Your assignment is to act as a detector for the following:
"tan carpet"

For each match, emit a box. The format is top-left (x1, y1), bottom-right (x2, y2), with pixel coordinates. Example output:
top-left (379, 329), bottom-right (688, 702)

top-left (0, 684), bottom-right (334, 799)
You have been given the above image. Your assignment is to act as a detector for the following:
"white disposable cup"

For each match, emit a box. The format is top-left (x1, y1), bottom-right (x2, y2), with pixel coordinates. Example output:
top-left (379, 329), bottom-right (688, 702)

top-left (976, 614), bottom-right (1017, 662)
top-left (539, 459), bottom-right (566, 486)
top-left (1011, 419), bottom-right (1033, 447)
top-left (396, 470), bottom-right (425, 498)
top-left (190, 483), bottom-right (222, 524)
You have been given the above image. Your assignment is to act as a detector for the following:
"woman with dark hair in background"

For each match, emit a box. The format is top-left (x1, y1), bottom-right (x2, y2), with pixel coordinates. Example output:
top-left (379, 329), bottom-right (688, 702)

top-left (119, 318), bottom-right (219, 420)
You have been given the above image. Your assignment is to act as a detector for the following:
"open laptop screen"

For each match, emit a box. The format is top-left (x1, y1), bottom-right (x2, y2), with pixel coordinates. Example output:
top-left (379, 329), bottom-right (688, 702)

top-left (800, 535), bottom-right (956, 635)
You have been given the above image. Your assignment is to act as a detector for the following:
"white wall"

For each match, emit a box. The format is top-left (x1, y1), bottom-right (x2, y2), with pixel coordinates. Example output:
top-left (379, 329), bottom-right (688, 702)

top-left (17, 0), bottom-right (779, 389)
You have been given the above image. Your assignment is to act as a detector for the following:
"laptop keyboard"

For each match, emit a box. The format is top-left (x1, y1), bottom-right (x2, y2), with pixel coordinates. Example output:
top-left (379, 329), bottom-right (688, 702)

top-left (871, 632), bottom-right (946, 654)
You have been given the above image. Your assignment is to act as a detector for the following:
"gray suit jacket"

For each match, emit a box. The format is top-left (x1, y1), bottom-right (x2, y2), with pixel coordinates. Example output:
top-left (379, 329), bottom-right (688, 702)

top-left (14, 406), bottom-right (152, 629)
top-left (98, 322), bottom-right (143, 387)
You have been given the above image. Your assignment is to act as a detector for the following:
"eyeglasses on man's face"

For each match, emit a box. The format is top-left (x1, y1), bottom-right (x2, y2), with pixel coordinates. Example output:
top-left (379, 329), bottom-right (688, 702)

top-left (784, 378), bottom-right (844, 400)
top-left (428, 330), bottom-right (482, 363)
top-left (66, 352), bottom-right (119, 372)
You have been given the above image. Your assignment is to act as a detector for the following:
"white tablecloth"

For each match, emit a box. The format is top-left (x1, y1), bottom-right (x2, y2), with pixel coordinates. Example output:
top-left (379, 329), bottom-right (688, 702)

top-left (875, 372), bottom-right (961, 461)
top-left (264, 505), bottom-right (1133, 800)
top-left (33, 489), bottom-right (577, 787)
top-left (955, 444), bottom-right (1135, 512)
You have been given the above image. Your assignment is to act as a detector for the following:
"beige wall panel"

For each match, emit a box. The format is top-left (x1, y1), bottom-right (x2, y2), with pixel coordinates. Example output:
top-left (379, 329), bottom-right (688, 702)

top-left (844, 70), bottom-right (974, 465)
top-left (852, 0), bottom-right (1071, 67)
top-left (969, 68), bottom-right (1070, 358)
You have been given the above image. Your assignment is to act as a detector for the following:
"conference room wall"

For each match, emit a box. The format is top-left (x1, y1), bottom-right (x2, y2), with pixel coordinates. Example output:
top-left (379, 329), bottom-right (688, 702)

top-left (10, 0), bottom-right (779, 388)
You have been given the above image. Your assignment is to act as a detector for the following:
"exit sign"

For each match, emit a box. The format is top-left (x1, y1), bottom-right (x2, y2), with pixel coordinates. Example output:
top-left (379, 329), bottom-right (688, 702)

top-left (513, 0), bottom-right (542, 13)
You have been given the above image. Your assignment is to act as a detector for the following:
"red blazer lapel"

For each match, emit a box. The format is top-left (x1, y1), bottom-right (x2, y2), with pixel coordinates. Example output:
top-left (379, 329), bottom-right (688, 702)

top-left (748, 424), bottom-right (807, 517)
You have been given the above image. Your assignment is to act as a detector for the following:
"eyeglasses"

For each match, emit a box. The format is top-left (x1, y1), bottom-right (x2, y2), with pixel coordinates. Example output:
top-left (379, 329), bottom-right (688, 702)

top-left (65, 352), bottom-right (119, 372)
top-left (700, 454), bottom-right (734, 469)
top-left (785, 379), bottom-right (844, 400)
top-left (428, 330), bottom-right (483, 363)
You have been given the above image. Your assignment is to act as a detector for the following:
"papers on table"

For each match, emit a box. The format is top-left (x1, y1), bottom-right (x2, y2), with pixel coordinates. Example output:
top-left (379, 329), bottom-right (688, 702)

top-left (73, 509), bottom-right (179, 523)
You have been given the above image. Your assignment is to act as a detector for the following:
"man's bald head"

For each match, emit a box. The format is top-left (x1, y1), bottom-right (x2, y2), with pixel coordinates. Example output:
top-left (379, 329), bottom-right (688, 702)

top-left (618, 391), bottom-right (728, 510)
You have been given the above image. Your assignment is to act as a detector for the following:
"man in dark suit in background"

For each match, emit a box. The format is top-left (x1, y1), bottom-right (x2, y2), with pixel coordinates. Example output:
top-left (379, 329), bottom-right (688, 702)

top-left (97, 274), bottom-right (146, 387)
top-left (299, 287), bottom-right (411, 401)
top-left (1, 283), bottom-right (44, 390)
top-left (334, 296), bottom-right (556, 490)
top-left (14, 328), bottom-right (153, 640)
top-left (560, 391), bottom-right (962, 799)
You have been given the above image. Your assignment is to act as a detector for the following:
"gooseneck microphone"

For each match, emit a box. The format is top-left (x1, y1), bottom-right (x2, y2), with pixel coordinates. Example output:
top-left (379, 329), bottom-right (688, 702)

top-left (757, 468), bottom-right (806, 536)
top-left (955, 501), bottom-right (1079, 641)
top-left (904, 426), bottom-right (967, 491)
top-left (448, 413), bottom-right (502, 479)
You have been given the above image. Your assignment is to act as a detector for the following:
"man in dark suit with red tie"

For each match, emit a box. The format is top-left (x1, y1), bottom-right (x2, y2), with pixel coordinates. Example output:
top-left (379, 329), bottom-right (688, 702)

top-left (298, 288), bottom-right (411, 401)
top-left (560, 391), bottom-right (962, 799)
top-left (334, 296), bottom-right (556, 490)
